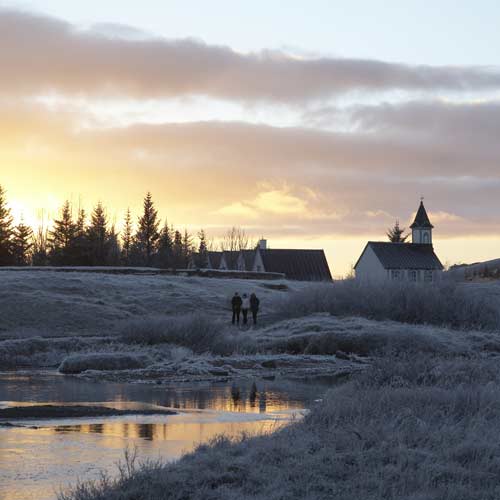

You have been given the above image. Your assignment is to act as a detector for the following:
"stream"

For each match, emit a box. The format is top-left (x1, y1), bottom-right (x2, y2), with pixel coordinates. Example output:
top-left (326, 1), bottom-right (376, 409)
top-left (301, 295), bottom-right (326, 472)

top-left (0, 371), bottom-right (332, 500)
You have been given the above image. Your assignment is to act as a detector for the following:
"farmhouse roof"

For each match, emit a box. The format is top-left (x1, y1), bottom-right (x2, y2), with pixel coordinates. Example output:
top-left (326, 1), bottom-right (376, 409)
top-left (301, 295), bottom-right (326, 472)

top-left (355, 242), bottom-right (444, 270)
top-left (258, 249), bottom-right (332, 281)
top-left (410, 201), bottom-right (434, 229)
top-left (240, 249), bottom-right (256, 271)
top-left (207, 251), bottom-right (222, 269)
top-left (222, 250), bottom-right (240, 270)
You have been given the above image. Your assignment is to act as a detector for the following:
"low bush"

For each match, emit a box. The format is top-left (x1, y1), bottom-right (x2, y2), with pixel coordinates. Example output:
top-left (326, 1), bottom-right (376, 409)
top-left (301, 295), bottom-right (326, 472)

top-left (120, 314), bottom-right (256, 356)
top-left (58, 353), bottom-right (152, 374)
top-left (278, 280), bottom-right (500, 331)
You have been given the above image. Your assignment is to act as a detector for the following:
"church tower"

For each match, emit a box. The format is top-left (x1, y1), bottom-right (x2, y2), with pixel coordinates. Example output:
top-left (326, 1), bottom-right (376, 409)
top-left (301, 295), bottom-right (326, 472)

top-left (410, 200), bottom-right (433, 245)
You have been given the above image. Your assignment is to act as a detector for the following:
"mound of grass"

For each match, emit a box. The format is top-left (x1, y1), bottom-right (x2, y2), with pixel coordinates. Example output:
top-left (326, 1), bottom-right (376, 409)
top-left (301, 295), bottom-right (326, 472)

top-left (58, 353), bottom-right (152, 374)
top-left (279, 280), bottom-right (500, 332)
top-left (120, 314), bottom-right (256, 356)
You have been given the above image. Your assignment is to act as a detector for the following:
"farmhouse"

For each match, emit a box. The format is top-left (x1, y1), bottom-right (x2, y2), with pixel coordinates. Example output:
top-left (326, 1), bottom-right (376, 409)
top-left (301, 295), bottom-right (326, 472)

top-left (190, 240), bottom-right (332, 281)
top-left (354, 201), bottom-right (444, 282)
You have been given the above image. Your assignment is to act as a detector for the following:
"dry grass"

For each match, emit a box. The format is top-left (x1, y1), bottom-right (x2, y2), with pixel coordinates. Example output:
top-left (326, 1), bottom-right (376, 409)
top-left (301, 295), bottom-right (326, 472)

top-left (59, 351), bottom-right (500, 500)
top-left (278, 280), bottom-right (500, 332)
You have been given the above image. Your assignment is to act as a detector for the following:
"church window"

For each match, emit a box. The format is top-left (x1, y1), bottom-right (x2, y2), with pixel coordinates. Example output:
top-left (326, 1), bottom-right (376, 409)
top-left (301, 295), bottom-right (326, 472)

top-left (391, 270), bottom-right (401, 280)
top-left (409, 270), bottom-right (417, 282)
top-left (424, 270), bottom-right (433, 282)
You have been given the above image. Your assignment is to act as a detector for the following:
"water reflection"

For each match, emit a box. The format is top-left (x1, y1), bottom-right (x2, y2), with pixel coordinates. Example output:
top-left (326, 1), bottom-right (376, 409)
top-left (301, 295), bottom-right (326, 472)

top-left (0, 372), bottom-right (331, 500)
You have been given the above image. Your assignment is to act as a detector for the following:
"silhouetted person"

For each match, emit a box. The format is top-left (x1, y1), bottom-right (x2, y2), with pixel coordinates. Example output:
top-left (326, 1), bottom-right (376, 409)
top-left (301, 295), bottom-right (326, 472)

top-left (250, 293), bottom-right (260, 325)
top-left (231, 292), bottom-right (242, 325)
top-left (241, 293), bottom-right (250, 325)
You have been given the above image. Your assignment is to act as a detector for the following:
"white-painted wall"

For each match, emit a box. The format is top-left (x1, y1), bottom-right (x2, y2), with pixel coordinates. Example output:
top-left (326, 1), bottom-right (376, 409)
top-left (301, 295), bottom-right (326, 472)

top-left (355, 246), bottom-right (388, 282)
top-left (252, 251), bottom-right (265, 273)
top-left (412, 228), bottom-right (432, 244)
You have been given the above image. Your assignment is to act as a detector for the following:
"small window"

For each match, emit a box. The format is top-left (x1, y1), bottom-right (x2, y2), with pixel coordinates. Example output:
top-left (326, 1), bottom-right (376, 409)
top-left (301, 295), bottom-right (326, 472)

top-left (409, 270), bottom-right (417, 282)
top-left (424, 270), bottom-right (433, 282)
top-left (391, 270), bottom-right (401, 280)
top-left (423, 232), bottom-right (430, 244)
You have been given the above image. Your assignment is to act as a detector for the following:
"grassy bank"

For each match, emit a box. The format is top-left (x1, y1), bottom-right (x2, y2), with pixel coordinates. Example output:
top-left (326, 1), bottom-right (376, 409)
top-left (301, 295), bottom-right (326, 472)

top-left (60, 352), bottom-right (500, 500)
top-left (278, 279), bottom-right (500, 331)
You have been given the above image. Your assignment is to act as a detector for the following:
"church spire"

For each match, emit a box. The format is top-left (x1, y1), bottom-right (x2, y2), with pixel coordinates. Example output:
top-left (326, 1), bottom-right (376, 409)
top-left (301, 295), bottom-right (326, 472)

top-left (410, 200), bottom-right (433, 244)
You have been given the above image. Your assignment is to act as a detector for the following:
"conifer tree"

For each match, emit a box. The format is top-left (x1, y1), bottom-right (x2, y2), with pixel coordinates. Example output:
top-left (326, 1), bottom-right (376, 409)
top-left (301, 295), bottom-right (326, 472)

top-left (387, 220), bottom-right (409, 243)
top-left (172, 229), bottom-right (183, 269)
top-left (197, 229), bottom-right (209, 268)
top-left (157, 220), bottom-right (173, 268)
top-left (0, 185), bottom-right (14, 265)
top-left (135, 192), bottom-right (160, 266)
top-left (182, 229), bottom-right (193, 268)
top-left (86, 202), bottom-right (109, 266)
top-left (107, 225), bottom-right (121, 266)
top-left (121, 208), bottom-right (133, 266)
top-left (73, 208), bottom-right (89, 265)
top-left (48, 201), bottom-right (77, 265)
top-left (32, 224), bottom-right (49, 266)
top-left (12, 219), bottom-right (33, 266)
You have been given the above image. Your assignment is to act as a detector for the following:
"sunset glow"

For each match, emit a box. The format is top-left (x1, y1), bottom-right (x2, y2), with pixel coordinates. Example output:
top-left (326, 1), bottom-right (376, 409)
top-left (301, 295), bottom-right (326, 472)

top-left (2, 2), bottom-right (500, 275)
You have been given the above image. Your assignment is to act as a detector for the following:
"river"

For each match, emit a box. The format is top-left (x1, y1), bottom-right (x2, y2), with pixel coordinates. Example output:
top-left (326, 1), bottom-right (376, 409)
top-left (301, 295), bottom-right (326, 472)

top-left (0, 371), bottom-right (332, 500)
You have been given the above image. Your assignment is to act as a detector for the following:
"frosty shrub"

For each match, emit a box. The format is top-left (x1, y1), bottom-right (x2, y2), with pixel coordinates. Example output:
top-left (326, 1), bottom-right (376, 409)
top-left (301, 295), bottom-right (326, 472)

top-left (120, 314), bottom-right (252, 355)
top-left (59, 352), bottom-right (500, 500)
top-left (58, 353), bottom-right (152, 374)
top-left (279, 280), bottom-right (500, 331)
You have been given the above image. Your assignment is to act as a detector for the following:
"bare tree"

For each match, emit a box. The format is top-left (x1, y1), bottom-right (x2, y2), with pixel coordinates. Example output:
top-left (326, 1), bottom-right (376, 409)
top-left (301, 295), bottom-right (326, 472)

top-left (220, 226), bottom-right (254, 252)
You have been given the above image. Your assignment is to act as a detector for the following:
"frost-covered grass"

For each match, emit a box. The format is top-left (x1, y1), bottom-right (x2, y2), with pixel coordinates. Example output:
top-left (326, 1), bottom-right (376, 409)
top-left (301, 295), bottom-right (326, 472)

top-left (279, 279), bottom-right (500, 332)
top-left (0, 271), bottom-right (300, 339)
top-left (58, 353), bottom-right (153, 374)
top-left (59, 352), bottom-right (500, 500)
top-left (120, 314), bottom-right (250, 356)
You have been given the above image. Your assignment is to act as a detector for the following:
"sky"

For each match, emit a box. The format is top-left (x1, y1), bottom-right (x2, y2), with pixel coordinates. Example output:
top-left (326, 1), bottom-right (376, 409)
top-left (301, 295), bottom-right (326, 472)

top-left (1, 1), bottom-right (500, 276)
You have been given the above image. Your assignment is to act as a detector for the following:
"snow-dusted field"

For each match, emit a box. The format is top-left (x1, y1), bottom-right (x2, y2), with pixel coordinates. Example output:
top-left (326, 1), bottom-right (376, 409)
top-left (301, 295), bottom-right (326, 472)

top-left (0, 270), bottom-right (305, 339)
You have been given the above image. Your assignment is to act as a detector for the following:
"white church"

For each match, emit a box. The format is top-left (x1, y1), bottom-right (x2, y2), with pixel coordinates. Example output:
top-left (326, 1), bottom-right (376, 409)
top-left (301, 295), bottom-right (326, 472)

top-left (354, 200), bottom-right (444, 282)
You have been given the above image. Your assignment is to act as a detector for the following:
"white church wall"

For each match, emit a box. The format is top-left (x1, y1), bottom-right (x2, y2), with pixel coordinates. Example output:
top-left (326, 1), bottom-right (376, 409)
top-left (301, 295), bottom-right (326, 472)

top-left (355, 246), bottom-right (388, 282)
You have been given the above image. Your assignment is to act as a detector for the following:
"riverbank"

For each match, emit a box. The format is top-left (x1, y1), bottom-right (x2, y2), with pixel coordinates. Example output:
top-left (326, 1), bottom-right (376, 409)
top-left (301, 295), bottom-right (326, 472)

top-left (60, 352), bottom-right (500, 500)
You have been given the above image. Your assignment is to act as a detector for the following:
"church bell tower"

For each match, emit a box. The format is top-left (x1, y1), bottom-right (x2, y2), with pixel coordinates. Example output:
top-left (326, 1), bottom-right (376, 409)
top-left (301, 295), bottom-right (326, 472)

top-left (410, 200), bottom-right (433, 245)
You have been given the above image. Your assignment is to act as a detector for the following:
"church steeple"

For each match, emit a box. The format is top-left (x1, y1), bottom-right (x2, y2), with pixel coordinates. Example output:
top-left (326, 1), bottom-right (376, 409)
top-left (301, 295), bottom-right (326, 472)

top-left (410, 199), bottom-right (433, 245)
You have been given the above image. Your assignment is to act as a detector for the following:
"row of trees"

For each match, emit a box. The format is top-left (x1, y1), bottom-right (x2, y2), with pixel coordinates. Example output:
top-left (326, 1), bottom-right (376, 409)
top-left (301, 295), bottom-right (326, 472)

top-left (0, 186), bottom-right (244, 268)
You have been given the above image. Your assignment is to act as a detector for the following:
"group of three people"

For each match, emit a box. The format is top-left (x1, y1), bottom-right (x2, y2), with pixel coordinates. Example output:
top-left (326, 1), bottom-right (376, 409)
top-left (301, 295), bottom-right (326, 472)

top-left (231, 292), bottom-right (260, 326)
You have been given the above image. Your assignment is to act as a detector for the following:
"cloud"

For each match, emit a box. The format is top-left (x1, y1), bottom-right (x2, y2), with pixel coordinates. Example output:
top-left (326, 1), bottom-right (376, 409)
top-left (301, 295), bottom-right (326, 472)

top-left (3, 98), bottom-right (500, 239)
top-left (2, 9), bottom-right (500, 103)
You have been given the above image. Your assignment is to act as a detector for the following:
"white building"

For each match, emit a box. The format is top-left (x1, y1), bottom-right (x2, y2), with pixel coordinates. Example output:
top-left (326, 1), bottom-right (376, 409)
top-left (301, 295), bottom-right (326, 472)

top-left (354, 201), bottom-right (444, 282)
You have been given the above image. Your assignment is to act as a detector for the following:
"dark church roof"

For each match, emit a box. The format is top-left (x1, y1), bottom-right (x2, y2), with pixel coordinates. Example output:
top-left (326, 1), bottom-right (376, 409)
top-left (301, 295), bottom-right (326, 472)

top-left (259, 249), bottom-right (332, 281)
top-left (355, 242), bottom-right (443, 270)
top-left (410, 201), bottom-right (434, 229)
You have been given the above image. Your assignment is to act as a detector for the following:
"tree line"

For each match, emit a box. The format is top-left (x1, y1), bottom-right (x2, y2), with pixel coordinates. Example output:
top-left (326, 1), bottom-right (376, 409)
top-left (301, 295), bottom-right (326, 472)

top-left (0, 186), bottom-right (220, 268)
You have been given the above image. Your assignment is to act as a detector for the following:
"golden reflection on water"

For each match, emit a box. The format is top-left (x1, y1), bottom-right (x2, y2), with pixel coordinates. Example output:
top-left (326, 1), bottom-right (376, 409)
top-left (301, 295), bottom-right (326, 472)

top-left (0, 383), bottom-right (307, 500)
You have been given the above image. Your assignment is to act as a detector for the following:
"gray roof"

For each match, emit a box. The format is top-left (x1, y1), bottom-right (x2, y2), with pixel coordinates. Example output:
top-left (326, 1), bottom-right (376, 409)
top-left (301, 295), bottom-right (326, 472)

top-left (240, 250), bottom-right (256, 271)
top-left (207, 251), bottom-right (222, 269)
top-left (355, 242), bottom-right (443, 270)
top-left (259, 249), bottom-right (332, 281)
top-left (222, 251), bottom-right (239, 270)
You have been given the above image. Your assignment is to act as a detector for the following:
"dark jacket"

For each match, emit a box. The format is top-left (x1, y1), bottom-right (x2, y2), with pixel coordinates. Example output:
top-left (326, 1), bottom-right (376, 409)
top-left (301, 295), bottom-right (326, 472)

top-left (232, 295), bottom-right (243, 310)
top-left (250, 295), bottom-right (260, 311)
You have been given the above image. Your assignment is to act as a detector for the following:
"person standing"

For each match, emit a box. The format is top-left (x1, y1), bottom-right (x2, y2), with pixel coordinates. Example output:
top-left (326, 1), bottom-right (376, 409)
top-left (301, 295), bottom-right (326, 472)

top-left (250, 293), bottom-right (260, 326)
top-left (231, 292), bottom-right (242, 325)
top-left (241, 293), bottom-right (250, 325)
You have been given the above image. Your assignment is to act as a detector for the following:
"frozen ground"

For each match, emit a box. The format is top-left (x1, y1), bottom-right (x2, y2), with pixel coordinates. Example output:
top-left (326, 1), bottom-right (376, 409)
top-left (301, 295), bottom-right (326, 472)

top-left (2, 271), bottom-right (500, 383)
top-left (0, 270), bottom-right (303, 339)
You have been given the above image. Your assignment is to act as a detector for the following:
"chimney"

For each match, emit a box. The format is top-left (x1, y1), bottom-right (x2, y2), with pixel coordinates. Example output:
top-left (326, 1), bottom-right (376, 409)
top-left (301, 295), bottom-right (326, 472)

top-left (258, 239), bottom-right (267, 250)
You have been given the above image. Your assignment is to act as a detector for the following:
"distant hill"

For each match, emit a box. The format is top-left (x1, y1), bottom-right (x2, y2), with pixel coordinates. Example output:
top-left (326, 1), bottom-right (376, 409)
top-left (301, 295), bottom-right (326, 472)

top-left (448, 258), bottom-right (500, 281)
